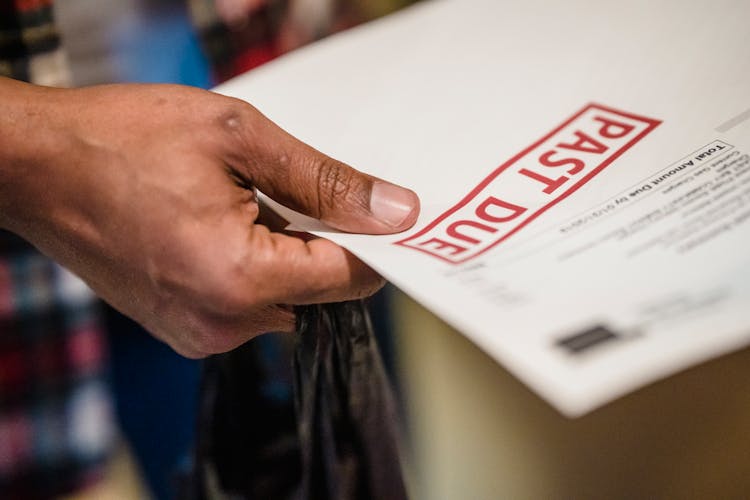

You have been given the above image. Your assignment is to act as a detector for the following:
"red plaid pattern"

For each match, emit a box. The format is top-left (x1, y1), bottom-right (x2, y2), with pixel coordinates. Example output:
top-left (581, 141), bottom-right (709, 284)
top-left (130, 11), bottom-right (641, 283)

top-left (0, 235), bottom-right (115, 498)
top-left (0, 0), bottom-right (419, 497)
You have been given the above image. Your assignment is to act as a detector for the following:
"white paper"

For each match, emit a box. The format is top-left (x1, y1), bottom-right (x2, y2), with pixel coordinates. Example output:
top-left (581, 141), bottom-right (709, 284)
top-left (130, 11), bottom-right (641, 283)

top-left (214, 0), bottom-right (750, 416)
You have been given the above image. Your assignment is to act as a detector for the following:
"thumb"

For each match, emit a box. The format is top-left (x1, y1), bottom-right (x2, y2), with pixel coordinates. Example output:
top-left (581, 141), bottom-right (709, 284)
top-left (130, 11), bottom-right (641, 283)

top-left (241, 115), bottom-right (420, 234)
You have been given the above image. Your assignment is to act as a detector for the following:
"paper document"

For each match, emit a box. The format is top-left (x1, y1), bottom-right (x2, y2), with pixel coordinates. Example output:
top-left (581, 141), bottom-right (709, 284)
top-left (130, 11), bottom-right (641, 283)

top-left (215, 0), bottom-right (750, 416)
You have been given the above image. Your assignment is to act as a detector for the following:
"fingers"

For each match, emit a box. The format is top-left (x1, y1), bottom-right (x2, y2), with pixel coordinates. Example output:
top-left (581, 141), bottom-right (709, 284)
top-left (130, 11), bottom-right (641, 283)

top-left (175, 304), bottom-right (296, 359)
top-left (167, 100), bottom-right (407, 358)
top-left (230, 104), bottom-right (420, 234)
top-left (188, 221), bottom-right (381, 333)
top-left (253, 201), bottom-right (378, 303)
top-left (246, 225), bottom-right (386, 305)
top-left (176, 227), bottom-right (380, 357)
top-left (255, 197), bottom-right (290, 232)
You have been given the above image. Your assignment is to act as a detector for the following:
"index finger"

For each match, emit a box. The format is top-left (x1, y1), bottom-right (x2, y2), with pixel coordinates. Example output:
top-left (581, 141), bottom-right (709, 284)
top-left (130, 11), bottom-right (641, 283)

top-left (247, 225), bottom-right (385, 305)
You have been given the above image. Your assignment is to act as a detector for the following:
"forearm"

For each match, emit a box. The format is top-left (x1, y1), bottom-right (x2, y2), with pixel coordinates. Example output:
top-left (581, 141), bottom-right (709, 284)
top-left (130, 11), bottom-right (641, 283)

top-left (0, 79), bottom-right (419, 356)
top-left (0, 78), bottom-right (90, 257)
top-left (0, 77), bottom-right (71, 236)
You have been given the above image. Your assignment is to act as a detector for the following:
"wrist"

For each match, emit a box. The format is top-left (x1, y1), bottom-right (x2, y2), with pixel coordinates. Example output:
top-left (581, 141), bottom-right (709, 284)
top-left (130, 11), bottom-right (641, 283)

top-left (0, 78), bottom-right (71, 234)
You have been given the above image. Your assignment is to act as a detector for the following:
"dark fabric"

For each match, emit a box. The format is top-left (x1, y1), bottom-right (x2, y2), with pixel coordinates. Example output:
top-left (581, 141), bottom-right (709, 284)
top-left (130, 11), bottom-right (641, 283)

top-left (1, 1), bottom-right (417, 497)
top-left (191, 334), bottom-right (301, 500)
top-left (190, 301), bottom-right (407, 500)
top-left (294, 302), bottom-right (407, 500)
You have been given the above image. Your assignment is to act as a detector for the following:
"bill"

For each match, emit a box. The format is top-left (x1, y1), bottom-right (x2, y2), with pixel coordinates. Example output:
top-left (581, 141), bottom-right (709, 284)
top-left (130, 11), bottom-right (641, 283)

top-left (215, 0), bottom-right (750, 416)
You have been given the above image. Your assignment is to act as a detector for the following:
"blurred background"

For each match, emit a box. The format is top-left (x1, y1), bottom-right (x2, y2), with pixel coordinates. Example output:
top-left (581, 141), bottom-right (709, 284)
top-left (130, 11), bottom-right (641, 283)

top-left (2, 1), bottom-right (748, 498)
top-left (51, 1), bottom-right (420, 499)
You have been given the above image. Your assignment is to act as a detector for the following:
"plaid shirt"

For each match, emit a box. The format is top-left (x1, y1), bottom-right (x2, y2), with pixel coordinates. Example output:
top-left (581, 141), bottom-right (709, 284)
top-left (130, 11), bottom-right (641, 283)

top-left (0, 0), bottom-right (70, 85)
top-left (1, 2), bottom-right (114, 498)
top-left (0, 0), bottom-right (416, 497)
top-left (0, 234), bottom-right (113, 499)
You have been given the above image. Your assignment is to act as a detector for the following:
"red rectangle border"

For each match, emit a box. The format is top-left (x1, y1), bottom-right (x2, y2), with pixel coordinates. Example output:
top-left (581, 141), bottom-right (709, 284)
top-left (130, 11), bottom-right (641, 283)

top-left (395, 103), bottom-right (661, 264)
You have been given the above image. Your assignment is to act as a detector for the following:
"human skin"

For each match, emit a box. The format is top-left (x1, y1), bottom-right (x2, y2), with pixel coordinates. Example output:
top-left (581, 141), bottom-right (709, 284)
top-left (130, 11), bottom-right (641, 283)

top-left (0, 77), bottom-right (419, 358)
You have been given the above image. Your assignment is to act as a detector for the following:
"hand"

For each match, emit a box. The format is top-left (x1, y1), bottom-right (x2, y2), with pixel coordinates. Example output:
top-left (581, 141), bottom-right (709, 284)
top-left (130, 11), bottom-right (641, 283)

top-left (0, 79), bottom-right (419, 357)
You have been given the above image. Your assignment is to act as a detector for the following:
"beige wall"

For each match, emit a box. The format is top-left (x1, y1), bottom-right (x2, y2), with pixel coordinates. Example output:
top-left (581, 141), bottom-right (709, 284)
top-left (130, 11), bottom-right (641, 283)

top-left (393, 291), bottom-right (750, 499)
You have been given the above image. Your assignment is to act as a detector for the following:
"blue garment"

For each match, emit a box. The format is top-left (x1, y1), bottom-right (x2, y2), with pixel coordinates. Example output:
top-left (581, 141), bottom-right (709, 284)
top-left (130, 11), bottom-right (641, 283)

top-left (79, 2), bottom-right (211, 499)
top-left (56, 0), bottom-right (212, 500)
top-left (107, 3), bottom-right (213, 88)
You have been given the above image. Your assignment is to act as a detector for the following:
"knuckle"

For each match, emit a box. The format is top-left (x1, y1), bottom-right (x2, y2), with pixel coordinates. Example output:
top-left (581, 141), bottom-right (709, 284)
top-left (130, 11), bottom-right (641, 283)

top-left (173, 343), bottom-right (209, 360)
top-left (312, 157), bottom-right (367, 216)
top-left (186, 307), bottom-right (293, 355)
top-left (217, 99), bottom-right (255, 134)
top-left (189, 317), bottom-right (247, 355)
top-left (209, 273), bottom-right (259, 316)
top-left (357, 276), bottom-right (387, 298)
